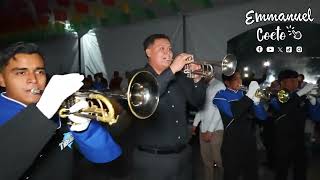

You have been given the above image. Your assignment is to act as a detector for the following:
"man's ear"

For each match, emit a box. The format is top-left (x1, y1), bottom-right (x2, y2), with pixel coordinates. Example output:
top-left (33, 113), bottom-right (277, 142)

top-left (224, 81), bottom-right (230, 87)
top-left (0, 73), bottom-right (5, 87)
top-left (145, 48), bottom-right (151, 58)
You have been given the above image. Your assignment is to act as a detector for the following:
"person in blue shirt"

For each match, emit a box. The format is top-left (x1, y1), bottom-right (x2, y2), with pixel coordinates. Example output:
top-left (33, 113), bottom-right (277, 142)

top-left (0, 42), bottom-right (122, 180)
top-left (268, 69), bottom-right (319, 180)
top-left (213, 70), bottom-right (267, 180)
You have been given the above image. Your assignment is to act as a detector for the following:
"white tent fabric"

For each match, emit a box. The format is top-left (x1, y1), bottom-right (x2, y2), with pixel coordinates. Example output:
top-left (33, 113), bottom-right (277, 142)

top-left (82, 0), bottom-right (320, 81)
top-left (92, 16), bottom-right (184, 80)
top-left (36, 0), bottom-right (320, 81)
top-left (81, 31), bottom-right (108, 79)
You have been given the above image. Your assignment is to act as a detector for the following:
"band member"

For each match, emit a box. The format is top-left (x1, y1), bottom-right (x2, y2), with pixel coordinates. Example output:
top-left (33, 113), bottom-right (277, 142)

top-left (131, 34), bottom-right (206, 180)
top-left (213, 71), bottom-right (267, 180)
top-left (0, 42), bottom-right (122, 180)
top-left (269, 69), bottom-right (320, 180)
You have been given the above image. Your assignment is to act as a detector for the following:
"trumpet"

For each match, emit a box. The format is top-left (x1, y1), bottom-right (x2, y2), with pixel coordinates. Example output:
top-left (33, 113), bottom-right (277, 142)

top-left (240, 86), bottom-right (272, 100)
top-left (34, 71), bottom-right (159, 125)
top-left (277, 84), bottom-right (320, 103)
top-left (240, 86), bottom-right (292, 103)
top-left (183, 54), bottom-right (237, 78)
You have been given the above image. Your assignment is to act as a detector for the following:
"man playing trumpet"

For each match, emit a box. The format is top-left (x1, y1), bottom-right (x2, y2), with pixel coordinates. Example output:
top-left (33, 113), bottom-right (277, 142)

top-left (213, 70), bottom-right (268, 180)
top-left (269, 69), bottom-right (320, 180)
top-left (0, 42), bottom-right (122, 180)
top-left (131, 34), bottom-right (206, 180)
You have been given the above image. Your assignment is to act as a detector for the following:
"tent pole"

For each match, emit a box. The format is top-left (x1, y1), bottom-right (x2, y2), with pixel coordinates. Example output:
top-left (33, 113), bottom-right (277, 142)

top-left (78, 35), bottom-right (82, 74)
top-left (182, 15), bottom-right (186, 52)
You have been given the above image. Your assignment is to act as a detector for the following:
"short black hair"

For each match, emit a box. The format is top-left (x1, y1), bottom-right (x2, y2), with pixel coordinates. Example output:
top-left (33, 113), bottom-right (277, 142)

top-left (222, 69), bottom-right (240, 82)
top-left (298, 73), bottom-right (304, 79)
top-left (278, 69), bottom-right (298, 82)
top-left (143, 34), bottom-right (171, 51)
top-left (0, 42), bottom-right (44, 71)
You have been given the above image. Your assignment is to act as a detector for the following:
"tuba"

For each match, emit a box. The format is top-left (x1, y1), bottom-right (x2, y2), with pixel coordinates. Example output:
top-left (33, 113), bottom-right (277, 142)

top-left (58, 71), bottom-right (159, 125)
top-left (183, 54), bottom-right (237, 78)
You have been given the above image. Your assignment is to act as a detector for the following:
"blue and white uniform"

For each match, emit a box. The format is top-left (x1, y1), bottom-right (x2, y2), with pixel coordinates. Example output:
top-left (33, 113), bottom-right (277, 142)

top-left (212, 88), bottom-right (267, 180)
top-left (213, 88), bottom-right (267, 128)
top-left (0, 92), bottom-right (121, 180)
top-left (269, 92), bottom-right (320, 180)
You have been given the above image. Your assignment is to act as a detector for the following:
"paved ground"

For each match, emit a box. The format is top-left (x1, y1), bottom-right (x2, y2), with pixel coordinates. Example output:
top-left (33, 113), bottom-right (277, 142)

top-left (108, 116), bottom-right (320, 180)
top-left (191, 133), bottom-right (320, 180)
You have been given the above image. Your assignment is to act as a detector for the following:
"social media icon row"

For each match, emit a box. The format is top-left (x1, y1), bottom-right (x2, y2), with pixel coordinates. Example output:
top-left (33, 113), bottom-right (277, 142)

top-left (256, 46), bottom-right (302, 53)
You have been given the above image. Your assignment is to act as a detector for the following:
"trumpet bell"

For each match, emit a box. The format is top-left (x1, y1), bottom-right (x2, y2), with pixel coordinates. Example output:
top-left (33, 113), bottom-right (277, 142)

top-left (59, 71), bottom-right (159, 125)
top-left (127, 71), bottom-right (159, 119)
top-left (277, 89), bottom-right (290, 103)
top-left (221, 54), bottom-right (237, 76)
top-left (255, 88), bottom-right (271, 100)
top-left (183, 54), bottom-right (238, 78)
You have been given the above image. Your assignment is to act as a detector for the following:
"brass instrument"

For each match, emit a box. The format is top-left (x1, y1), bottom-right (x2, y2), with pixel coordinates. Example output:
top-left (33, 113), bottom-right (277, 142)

top-left (183, 54), bottom-right (237, 78)
top-left (240, 86), bottom-right (293, 103)
top-left (277, 85), bottom-right (319, 103)
top-left (58, 71), bottom-right (159, 125)
top-left (240, 86), bottom-right (272, 100)
top-left (277, 89), bottom-right (290, 103)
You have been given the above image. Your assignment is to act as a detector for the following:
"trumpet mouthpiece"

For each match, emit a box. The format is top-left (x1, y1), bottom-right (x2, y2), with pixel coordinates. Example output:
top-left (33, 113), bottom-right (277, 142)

top-left (31, 88), bottom-right (43, 95)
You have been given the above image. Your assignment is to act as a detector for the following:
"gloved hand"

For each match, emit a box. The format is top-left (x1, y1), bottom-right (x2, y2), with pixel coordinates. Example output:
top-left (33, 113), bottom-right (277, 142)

top-left (246, 81), bottom-right (260, 100)
top-left (68, 100), bottom-right (91, 132)
top-left (252, 96), bottom-right (261, 105)
top-left (308, 89), bottom-right (318, 96)
top-left (36, 73), bottom-right (84, 119)
top-left (307, 95), bottom-right (317, 106)
top-left (297, 83), bottom-right (317, 97)
top-left (69, 115), bottom-right (91, 132)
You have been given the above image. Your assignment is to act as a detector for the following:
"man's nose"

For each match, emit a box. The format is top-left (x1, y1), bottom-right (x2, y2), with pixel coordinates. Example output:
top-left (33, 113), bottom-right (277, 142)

top-left (164, 48), bottom-right (172, 54)
top-left (27, 73), bottom-right (38, 83)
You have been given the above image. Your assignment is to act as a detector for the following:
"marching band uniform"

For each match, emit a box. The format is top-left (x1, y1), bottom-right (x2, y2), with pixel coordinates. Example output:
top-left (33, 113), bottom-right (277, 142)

top-left (0, 92), bottom-right (122, 180)
top-left (213, 88), bottom-right (267, 180)
top-left (269, 92), bottom-right (320, 180)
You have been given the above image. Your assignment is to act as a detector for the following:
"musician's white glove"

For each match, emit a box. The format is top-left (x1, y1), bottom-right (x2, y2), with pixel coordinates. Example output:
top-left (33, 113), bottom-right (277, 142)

top-left (307, 95), bottom-right (317, 106)
top-left (36, 73), bottom-right (84, 119)
top-left (252, 96), bottom-right (261, 105)
top-left (297, 83), bottom-right (317, 97)
top-left (68, 100), bottom-right (91, 132)
top-left (308, 89), bottom-right (318, 96)
top-left (246, 81), bottom-right (260, 100)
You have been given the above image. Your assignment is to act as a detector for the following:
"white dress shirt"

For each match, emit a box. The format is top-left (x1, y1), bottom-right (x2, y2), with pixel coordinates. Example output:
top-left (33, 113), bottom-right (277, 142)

top-left (193, 78), bottom-right (225, 133)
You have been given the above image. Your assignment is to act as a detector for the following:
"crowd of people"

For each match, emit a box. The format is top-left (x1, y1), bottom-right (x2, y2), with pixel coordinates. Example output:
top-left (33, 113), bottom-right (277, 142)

top-left (0, 34), bottom-right (320, 180)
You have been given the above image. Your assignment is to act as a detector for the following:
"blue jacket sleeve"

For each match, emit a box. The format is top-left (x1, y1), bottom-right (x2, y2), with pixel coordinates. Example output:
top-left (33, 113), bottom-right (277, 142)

top-left (252, 103), bottom-right (268, 120)
top-left (213, 92), bottom-right (233, 118)
top-left (308, 101), bottom-right (320, 122)
top-left (71, 121), bottom-right (122, 163)
top-left (269, 97), bottom-right (281, 112)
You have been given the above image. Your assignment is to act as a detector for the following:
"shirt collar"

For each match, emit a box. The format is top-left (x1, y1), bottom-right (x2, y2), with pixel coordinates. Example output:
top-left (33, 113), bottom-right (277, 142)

top-left (226, 88), bottom-right (240, 93)
top-left (1, 92), bottom-right (27, 107)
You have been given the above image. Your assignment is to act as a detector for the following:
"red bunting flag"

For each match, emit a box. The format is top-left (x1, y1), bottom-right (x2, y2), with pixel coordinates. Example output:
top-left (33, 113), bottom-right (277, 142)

top-left (32, 0), bottom-right (49, 14)
top-left (18, 15), bottom-right (35, 29)
top-left (38, 14), bottom-right (49, 25)
top-left (74, 1), bottom-right (89, 14)
top-left (102, 0), bottom-right (115, 7)
top-left (54, 9), bottom-right (68, 21)
top-left (9, 0), bottom-right (26, 10)
top-left (56, 0), bottom-right (70, 7)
